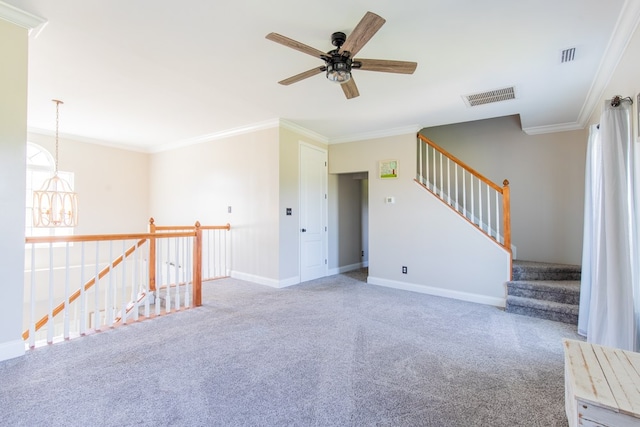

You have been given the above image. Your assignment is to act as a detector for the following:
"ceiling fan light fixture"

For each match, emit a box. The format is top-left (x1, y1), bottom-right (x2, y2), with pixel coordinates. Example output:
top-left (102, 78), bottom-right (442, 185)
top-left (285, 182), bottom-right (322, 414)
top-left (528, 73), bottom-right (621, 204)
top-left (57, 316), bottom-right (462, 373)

top-left (326, 58), bottom-right (351, 83)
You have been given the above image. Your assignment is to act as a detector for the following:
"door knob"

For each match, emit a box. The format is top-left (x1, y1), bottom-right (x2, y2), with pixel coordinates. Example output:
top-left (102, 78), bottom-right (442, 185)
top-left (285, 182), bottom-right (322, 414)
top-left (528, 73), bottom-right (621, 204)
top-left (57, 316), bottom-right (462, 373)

top-left (301, 228), bottom-right (307, 232)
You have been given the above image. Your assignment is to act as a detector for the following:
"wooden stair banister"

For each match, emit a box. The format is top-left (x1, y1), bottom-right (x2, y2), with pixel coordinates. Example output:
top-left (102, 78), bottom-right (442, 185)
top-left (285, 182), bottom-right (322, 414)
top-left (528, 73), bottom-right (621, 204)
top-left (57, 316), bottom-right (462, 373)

top-left (416, 133), bottom-right (512, 254)
top-left (22, 238), bottom-right (147, 340)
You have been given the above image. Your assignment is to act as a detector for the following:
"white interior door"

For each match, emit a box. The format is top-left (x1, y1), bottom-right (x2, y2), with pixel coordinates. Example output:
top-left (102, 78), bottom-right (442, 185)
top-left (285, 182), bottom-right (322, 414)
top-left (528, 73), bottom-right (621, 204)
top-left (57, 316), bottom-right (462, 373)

top-left (300, 143), bottom-right (328, 282)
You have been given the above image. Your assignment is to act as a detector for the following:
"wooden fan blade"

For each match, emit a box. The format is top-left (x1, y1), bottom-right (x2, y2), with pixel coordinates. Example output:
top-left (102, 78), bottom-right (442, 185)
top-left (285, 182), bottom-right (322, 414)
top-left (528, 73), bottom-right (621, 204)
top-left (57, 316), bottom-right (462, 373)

top-left (266, 33), bottom-right (326, 59)
top-left (340, 12), bottom-right (386, 57)
top-left (341, 78), bottom-right (359, 99)
top-left (355, 58), bottom-right (418, 74)
top-left (278, 67), bottom-right (325, 85)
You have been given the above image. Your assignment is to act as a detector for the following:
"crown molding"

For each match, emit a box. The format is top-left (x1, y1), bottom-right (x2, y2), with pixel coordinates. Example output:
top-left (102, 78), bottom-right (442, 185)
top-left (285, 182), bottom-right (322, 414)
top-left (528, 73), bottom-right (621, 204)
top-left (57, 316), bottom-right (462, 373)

top-left (27, 128), bottom-right (150, 153)
top-left (522, 121), bottom-right (585, 135)
top-left (575, 0), bottom-right (640, 128)
top-left (329, 124), bottom-right (422, 144)
top-left (0, 1), bottom-right (47, 37)
top-left (279, 119), bottom-right (329, 143)
top-left (150, 119), bottom-right (281, 153)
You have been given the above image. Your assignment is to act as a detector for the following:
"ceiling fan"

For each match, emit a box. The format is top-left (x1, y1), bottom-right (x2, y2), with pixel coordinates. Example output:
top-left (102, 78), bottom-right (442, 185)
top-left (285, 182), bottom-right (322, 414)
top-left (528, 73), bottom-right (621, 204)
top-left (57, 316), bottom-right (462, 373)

top-left (266, 11), bottom-right (418, 99)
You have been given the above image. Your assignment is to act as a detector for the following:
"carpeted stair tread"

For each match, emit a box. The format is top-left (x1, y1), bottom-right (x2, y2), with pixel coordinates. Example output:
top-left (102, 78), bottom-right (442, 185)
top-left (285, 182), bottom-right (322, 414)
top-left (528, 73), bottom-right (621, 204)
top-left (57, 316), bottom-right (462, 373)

top-left (512, 260), bottom-right (581, 281)
top-left (506, 280), bottom-right (580, 305)
top-left (506, 295), bottom-right (578, 324)
top-left (506, 260), bottom-right (581, 324)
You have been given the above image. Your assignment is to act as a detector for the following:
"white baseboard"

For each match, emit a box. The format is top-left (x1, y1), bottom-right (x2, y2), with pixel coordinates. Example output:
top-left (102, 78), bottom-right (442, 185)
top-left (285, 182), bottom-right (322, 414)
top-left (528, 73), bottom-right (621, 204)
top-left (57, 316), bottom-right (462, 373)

top-left (230, 271), bottom-right (299, 289)
top-left (328, 262), bottom-right (365, 276)
top-left (367, 276), bottom-right (505, 307)
top-left (0, 339), bottom-right (25, 362)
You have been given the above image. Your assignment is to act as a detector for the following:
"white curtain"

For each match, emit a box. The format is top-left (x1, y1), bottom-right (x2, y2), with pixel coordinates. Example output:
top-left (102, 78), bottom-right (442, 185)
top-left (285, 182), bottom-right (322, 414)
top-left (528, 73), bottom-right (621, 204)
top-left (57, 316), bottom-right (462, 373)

top-left (578, 99), bottom-right (638, 351)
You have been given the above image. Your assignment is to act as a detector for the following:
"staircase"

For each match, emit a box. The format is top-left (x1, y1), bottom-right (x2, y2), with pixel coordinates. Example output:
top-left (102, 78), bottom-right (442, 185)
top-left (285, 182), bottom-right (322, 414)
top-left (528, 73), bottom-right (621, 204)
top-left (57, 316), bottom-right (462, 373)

top-left (505, 260), bottom-right (581, 324)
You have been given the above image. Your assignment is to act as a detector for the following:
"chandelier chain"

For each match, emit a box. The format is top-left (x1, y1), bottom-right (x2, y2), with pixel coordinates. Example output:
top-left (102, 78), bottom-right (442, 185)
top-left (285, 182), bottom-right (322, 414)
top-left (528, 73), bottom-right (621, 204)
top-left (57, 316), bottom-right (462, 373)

top-left (53, 99), bottom-right (63, 173)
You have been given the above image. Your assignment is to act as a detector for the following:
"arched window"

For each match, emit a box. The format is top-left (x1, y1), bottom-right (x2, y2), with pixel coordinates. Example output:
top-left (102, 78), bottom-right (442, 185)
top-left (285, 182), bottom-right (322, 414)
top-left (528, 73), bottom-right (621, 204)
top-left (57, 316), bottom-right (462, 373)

top-left (25, 142), bottom-right (75, 237)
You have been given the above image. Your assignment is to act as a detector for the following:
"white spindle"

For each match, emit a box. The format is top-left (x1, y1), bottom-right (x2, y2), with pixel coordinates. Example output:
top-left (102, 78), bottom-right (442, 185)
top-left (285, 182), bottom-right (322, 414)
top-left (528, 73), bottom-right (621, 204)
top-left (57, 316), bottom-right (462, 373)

top-left (164, 239), bottom-right (171, 312)
top-left (438, 152), bottom-right (443, 198)
top-left (462, 171), bottom-right (467, 219)
top-left (155, 240), bottom-right (161, 316)
top-left (486, 183), bottom-right (491, 235)
top-left (133, 241), bottom-right (140, 321)
top-left (29, 243), bottom-right (36, 348)
top-left (470, 176), bottom-right (475, 222)
top-left (447, 158), bottom-right (451, 205)
top-left (496, 191), bottom-right (501, 244)
top-left (94, 242), bottom-right (100, 331)
top-left (431, 147), bottom-right (436, 192)
top-left (455, 164), bottom-right (459, 213)
top-left (144, 241), bottom-right (151, 318)
top-left (63, 242), bottom-right (70, 339)
top-left (423, 145), bottom-right (431, 188)
top-left (174, 237), bottom-right (180, 310)
top-left (80, 242), bottom-right (86, 335)
top-left (418, 139), bottom-right (423, 183)
top-left (47, 242), bottom-right (54, 343)
top-left (478, 179), bottom-right (483, 229)
top-left (120, 241), bottom-right (127, 324)
top-left (106, 241), bottom-right (114, 327)
top-left (185, 236), bottom-right (191, 308)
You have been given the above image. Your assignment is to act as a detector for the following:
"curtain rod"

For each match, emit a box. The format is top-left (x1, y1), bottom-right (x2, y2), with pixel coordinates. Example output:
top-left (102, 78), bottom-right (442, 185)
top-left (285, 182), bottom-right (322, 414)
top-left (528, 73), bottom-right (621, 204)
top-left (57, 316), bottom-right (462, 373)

top-left (596, 95), bottom-right (634, 128)
top-left (610, 95), bottom-right (633, 107)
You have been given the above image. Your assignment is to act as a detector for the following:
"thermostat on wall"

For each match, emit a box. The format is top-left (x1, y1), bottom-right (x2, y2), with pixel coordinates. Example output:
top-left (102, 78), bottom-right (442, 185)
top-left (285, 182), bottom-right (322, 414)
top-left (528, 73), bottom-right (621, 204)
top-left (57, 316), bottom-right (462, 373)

top-left (385, 197), bottom-right (395, 204)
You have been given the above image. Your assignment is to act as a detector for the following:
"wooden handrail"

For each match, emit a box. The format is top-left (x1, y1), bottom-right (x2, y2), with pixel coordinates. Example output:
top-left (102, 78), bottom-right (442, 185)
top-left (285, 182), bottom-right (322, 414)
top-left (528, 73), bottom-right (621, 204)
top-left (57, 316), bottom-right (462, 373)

top-left (418, 133), bottom-right (503, 193)
top-left (25, 231), bottom-right (196, 245)
top-left (22, 238), bottom-right (147, 340)
top-left (417, 133), bottom-right (511, 255)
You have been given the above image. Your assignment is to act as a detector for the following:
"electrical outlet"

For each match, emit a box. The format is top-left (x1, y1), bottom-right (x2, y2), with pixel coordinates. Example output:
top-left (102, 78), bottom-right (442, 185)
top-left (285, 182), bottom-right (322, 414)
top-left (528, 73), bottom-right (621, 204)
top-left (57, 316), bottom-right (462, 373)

top-left (402, 266), bottom-right (407, 274)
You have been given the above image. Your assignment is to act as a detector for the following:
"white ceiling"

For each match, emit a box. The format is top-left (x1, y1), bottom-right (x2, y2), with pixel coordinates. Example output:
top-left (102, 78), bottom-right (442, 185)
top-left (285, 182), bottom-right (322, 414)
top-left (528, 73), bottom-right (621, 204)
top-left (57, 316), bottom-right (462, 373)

top-left (3, 0), bottom-right (638, 151)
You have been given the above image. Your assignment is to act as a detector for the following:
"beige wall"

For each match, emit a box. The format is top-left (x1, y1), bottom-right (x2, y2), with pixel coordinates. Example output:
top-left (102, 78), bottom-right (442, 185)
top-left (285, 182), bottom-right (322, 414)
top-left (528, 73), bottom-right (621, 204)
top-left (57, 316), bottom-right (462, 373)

top-left (150, 127), bottom-right (281, 283)
top-left (28, 134), bottom-right (150, 234)
top-left (330, 133), bottom-right (510, 305)
top-left (0, 19), bottom-right (28, 361)
top-left (422, 116), bottom-right (587, 265)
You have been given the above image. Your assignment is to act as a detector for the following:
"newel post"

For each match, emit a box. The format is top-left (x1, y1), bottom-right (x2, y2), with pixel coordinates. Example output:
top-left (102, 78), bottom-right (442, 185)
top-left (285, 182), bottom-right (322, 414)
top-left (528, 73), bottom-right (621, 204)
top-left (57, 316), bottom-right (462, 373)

top-left (193, 221), bottom-right (202, 307)
top-left (148, 217), bottom-right (156, 292)
top-left (502, 180), bottom-right (511, 251)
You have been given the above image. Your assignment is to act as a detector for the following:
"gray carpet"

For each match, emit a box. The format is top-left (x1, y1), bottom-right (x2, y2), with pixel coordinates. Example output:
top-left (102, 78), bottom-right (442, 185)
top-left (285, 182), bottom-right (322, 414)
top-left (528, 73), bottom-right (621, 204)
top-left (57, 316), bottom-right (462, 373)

top-left (0, 269), bottom-right (581, 426)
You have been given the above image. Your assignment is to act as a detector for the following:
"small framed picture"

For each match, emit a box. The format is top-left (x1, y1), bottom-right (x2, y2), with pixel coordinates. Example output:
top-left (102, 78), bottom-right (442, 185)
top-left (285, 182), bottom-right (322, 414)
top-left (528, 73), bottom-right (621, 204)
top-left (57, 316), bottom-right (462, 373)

top-left (379, 159), bottom-right (398, 179)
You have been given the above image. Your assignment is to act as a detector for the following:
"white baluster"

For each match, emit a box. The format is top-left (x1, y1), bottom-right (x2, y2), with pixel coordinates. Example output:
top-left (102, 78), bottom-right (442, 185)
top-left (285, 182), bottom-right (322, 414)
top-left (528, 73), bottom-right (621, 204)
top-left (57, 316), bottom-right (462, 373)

top-left (144, 241), bottom-right (150, 318)
top-left (29, 243), bottom-right (36, 348)
top-left (106, 241), bottom-right (114, 327)
top-left (185, 236), bottom-right (191, 308)
top-left (80, 242), bottom-right (86, 335)
top-left (418, 139), bottom-right (423, 183)
top-left (63, 242), bottom-right (70, 339)
top-left (47, 242), bottom-right (54, 344)
top-left (425, 144), bottom-right (430, 189)
top-left (174, 237), bottom-right (180, 310)
top-left (455, 164), bottom-right (459, 213)
top-left (121, 240), bottom-right (127, 324)
top-left (447, 158), bottom-right (451, 205)
top-left (94, 242), bottom-right (100, 331)
top-left (439, 152), bottom-right (444, 199)
top-left (432, 147), bottom-right (436, 192)
top-left (478, 179), bottom-right (483, 230)
top-left (133, 241), bottom-right (139, 321)
top-left (155, 240), bottom-right (161, 316)
top-left (164, 238), bottom-right (171, 312)
top-left (496, 191), bottom-right (501, 244)
top-left (486, 184), bottom-right (491, 236)
top-left (470, 175), bottom-right (475, 222)
top-left (462, 170), bottom-right (467, 219)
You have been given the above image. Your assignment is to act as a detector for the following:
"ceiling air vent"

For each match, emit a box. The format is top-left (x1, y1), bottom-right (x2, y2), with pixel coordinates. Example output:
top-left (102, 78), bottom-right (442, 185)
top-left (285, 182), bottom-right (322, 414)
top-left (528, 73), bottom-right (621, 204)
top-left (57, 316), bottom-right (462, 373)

top-left (463, 86), bottom-right (516, 107)
top-left (561, 47), bottom-right (576, 63)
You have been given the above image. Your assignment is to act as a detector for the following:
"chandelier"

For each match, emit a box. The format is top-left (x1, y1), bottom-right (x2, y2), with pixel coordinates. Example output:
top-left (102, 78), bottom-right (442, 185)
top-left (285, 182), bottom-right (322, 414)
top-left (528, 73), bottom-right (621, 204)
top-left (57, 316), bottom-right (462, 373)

top-left (32, 99), bottom-right (78, 227)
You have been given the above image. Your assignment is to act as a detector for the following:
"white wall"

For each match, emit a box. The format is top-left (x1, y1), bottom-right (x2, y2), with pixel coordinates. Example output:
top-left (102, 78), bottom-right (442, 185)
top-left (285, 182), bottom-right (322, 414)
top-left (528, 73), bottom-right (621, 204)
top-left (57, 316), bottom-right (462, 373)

top-left (150, 127), bottom-right (281, 283)
top-left (27, 134), bottom-right (150, 234)
top-left (422, 115), bottom-right (587, 265)
top-left (329, 133), bottom-right (510, 306)
top-left (0, 18), bottom-right (28, 361)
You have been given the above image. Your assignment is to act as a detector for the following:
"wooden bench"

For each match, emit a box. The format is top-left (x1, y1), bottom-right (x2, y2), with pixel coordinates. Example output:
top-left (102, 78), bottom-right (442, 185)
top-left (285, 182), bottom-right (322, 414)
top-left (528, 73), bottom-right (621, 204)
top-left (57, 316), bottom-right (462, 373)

top-left (564, 339), bottom-right (640, 426)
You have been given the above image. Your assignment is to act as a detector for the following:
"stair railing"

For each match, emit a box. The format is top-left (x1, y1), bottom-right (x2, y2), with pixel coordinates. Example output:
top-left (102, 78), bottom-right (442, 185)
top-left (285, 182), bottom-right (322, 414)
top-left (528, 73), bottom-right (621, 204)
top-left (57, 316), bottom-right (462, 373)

top-left (416, 133), bottom-right (511, 252)
top-left (22, 221), bottom-right (222, 348)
